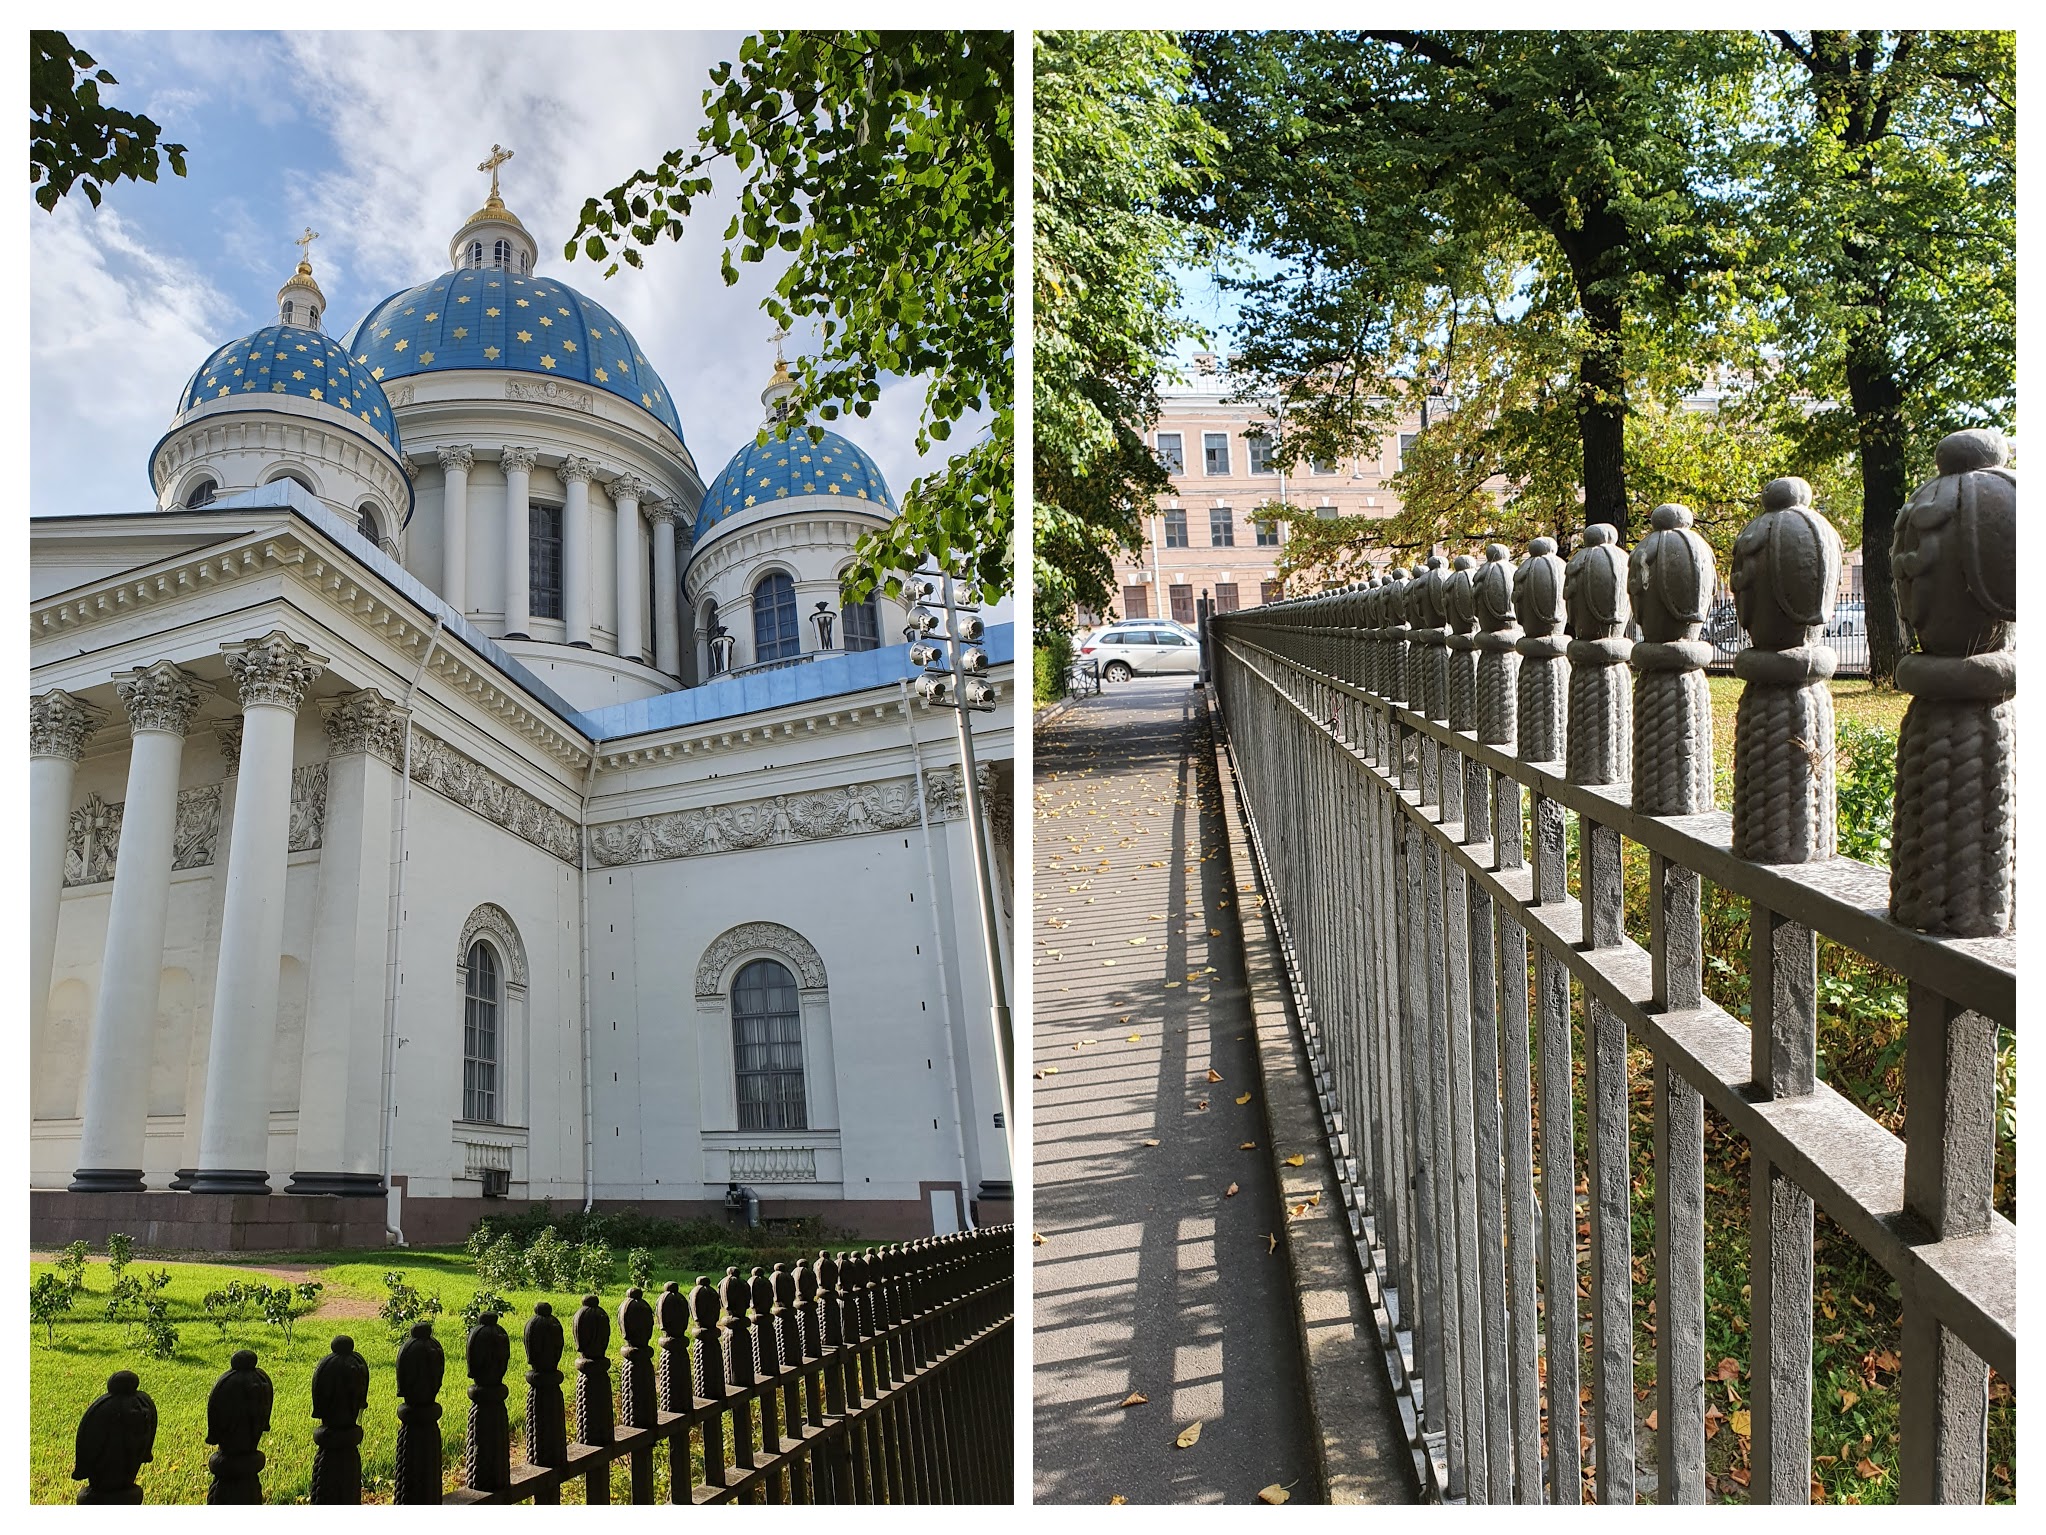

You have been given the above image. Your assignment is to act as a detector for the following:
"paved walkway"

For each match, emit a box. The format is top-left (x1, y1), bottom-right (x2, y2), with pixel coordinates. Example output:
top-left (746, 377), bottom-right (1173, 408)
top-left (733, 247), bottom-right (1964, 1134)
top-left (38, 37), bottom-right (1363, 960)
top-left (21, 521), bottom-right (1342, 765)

top-left (1031, 676), bottom-right (1320, 1504)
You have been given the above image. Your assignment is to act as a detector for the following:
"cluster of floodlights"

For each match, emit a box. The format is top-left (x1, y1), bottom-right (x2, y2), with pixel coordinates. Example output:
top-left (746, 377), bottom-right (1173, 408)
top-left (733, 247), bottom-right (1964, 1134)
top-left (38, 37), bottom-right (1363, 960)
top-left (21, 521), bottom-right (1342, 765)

top-left (904, 574), bottom-right (996, 711)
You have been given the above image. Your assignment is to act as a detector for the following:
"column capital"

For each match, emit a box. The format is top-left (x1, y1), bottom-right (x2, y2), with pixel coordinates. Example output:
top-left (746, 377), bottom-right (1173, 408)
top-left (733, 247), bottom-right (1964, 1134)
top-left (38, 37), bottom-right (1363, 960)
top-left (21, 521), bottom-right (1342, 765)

top-left (500, 444), bottom-right (538, 474)
top-left (644, 501), bottom-right (677, 528)
top-left (113, 661), bottom-right (204, 737)
top-left (222, 631), bottom-right (328, 712)
top-left (437, 443), bottom-right (476, 475)
top-left (320, 688), bottom-right (406, 768)
top-left (610, 472), bottom-right (652, 505)
top-left (560, 454), bottom-right (599, 485)
top-left (31, 688), bottom-right (108, 760)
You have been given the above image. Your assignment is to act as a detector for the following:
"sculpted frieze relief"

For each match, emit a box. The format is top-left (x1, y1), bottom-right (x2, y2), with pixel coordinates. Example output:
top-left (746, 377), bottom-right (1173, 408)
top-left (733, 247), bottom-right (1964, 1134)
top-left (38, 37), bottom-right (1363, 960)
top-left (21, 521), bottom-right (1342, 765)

top-left (506, 378), bottom-right (595, 413)
top-left (173, 784), bottom-right (222, 871)
top-left (408, 731), bottom-right (580, 864)
top-left (65, 793), bottom-right (122, 886)
top-left (588, 768), bottom-right (965, 868)
top-left (289, 762), bottom-right (327, 852)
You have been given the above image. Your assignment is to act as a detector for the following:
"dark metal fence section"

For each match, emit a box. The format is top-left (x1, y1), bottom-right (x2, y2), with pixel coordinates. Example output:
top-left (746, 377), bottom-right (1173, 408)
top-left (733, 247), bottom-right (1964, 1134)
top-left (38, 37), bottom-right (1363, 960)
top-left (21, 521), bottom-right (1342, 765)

top-left (1207, 445), bottom-right (2014, 1505)
top-left (1703, 593), bottom-right (1871, 678)
top-left (70, 1227), bottom-right (1014, 1505)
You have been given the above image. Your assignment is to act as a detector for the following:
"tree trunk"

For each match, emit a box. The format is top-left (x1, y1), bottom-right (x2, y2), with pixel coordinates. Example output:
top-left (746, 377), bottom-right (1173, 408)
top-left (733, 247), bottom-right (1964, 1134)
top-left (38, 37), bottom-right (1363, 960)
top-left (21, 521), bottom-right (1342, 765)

top-left (1844, 340), bottom-right (1910, 687)
top-left (1576, 293), bottom-right (1629, 538)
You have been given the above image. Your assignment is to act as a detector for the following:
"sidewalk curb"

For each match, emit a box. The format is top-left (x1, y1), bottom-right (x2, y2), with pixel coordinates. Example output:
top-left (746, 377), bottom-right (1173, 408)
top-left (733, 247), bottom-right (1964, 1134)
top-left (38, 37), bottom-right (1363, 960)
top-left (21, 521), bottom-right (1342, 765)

top-left (1200, 690), bottom-right (1423, 1506)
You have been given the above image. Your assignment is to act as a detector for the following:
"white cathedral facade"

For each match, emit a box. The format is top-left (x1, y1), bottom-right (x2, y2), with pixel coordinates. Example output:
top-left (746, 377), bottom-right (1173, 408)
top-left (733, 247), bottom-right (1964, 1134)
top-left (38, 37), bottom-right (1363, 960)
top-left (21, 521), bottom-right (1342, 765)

top-left (29, 163), bottom-right (1014, 1247)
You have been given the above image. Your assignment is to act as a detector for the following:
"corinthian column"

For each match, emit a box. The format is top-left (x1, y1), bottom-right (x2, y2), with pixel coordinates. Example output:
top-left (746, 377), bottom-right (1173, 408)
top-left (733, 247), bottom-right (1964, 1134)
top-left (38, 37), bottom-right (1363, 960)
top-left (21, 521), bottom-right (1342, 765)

top-left (192, 631), bottom-right (327, 1195)
top-left (501, 445), bottom-right (536, 639)
top-left (611, 474), bottom-right (649, 664)
top-left (72, 663), bottom-right (202, 1192)
top-left (561, 455), bottom-right (596, 647)
top-left (648, 502), bottom-right (681, 675)
top-left (31, 690), bottom-right (105, 1049)
top-left (438, 444), bottom-right (474, 615)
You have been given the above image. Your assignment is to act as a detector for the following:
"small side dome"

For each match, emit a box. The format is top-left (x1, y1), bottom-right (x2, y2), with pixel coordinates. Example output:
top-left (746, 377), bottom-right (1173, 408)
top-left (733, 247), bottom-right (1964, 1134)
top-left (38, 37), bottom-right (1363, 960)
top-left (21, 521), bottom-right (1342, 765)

top-left (694, 427), bottom-right (895, 544)
top-left (177, 323), bottom-right (401, 451)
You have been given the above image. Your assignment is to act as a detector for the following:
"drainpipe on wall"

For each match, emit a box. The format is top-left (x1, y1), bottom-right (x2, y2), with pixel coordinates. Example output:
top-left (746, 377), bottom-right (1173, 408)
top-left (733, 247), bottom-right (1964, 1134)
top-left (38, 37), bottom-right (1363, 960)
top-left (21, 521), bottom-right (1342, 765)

top-left (380, 616), bottom-right (445, 1246)
top-left (579, 752), bottom-right (598, 1214)
top-left (899, 678), bottom-right (975, 1229)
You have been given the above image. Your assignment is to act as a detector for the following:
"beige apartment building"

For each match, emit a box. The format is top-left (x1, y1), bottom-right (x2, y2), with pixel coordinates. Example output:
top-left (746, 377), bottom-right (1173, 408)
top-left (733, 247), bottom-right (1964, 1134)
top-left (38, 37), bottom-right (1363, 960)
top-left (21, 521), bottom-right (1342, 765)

top-left (1110, 360), bottom-right (1420, 624)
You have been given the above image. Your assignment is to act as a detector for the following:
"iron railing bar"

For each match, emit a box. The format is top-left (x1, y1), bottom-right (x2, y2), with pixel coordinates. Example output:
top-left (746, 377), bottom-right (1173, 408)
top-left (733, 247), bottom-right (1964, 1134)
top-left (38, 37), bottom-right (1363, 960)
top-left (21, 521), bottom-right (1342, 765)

top-left (1424, 828), bottom-right (1470, 1495)
top-left (1443, 793), bottom-right (1491, 1498)
top-left (1219, 640), bottom-right (2014, 1017)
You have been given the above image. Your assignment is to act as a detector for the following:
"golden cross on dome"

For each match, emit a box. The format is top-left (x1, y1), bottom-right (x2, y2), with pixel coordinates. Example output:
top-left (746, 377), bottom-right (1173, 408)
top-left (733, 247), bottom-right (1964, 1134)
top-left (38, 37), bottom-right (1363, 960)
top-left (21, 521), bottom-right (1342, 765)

top-left (295, 226), bottom-right (319, 255)
top-left (769, 325), bottom-right (789, 363)
top-left (478, 144), bottom-right (514, 199)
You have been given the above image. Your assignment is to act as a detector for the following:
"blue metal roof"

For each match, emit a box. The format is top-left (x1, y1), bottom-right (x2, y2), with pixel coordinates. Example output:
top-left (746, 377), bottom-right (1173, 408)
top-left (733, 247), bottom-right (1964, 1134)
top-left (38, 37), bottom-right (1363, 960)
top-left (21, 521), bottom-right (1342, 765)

top-left (570, 623), bottom-right (1014, 740)
top-left (177, 324), bottom-right (400, 451)
top-left (695, 426), bottom-right (895, 542)
top-left (343, 268), bottom-right (684, 441)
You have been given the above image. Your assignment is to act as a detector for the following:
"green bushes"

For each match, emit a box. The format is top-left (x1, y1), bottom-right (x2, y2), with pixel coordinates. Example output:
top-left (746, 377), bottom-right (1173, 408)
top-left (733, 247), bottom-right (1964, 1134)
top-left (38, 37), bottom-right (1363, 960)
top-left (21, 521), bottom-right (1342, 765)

top-left (376, 1272), bottom-right (444, 1336)
top-left (466, 1221), bottom-right (612, 1294)
top-left (1034, 632), bottom-right (1075, 706)
top-left (29, 1273), bottom-right (72, 1346)
top-left (465, 1200), bottom-right (818, 1256)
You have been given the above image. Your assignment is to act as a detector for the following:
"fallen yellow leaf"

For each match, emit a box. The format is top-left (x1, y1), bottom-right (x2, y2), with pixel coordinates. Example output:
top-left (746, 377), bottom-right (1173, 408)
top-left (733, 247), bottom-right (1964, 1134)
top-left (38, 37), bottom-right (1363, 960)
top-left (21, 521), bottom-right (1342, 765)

top-left (1141, 1139), bottom-right (1161, 1147)
top-left (1731, 1409), bottom-right (1752, 1438)
top-left (1225, 1182), bottom-right (1240, 1197)
top-left (1108, 1495), bottom-right (1127, 1504)
top-left (1126, 1033), bottom-right (1142, 1043)
top-left (1266, 1233), bottom-right (1278, 1254)
top-left (1207, 1069), bottom-right (1224, 1083)
top-left (1236, 1092), bottom-right (1252, 1105)
top-left (1840, 1388), bottom-right (1859, 1411)
top-left (1120, 1392), bottom-right (1148, 1408)
top-left (1257, 1484), bottom-right (1290, 1505)
top-left (1856, 1458), bottom-right (1884, 1480)
top-left (1175, 1421), bottom-right (1203, 1449)
top-left (1284, 1153), bottom-right (1305, 1167)
top-left (1032, 1232), bottom-right (1045, 1246)
top-left (1239, 1141), bottom-right (1257, 1150)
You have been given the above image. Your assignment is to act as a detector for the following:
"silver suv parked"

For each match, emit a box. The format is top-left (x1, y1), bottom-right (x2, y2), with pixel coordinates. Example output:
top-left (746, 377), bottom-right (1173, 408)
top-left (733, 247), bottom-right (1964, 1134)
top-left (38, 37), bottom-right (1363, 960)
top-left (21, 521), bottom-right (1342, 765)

top-left (1078, 620), bottom-right (1201, 681)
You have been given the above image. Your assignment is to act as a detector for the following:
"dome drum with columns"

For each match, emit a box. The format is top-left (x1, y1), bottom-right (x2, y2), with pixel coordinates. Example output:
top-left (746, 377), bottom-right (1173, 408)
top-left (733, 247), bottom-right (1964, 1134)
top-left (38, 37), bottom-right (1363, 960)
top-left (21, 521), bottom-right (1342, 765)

top-left (28, 147), bottom-right (1014, 1249)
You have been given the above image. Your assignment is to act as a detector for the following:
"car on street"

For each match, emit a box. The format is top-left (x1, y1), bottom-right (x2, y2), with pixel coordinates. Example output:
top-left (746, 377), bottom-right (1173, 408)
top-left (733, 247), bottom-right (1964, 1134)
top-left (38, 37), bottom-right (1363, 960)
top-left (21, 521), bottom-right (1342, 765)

top-left (1078, 620), bottom-right (1202, 681)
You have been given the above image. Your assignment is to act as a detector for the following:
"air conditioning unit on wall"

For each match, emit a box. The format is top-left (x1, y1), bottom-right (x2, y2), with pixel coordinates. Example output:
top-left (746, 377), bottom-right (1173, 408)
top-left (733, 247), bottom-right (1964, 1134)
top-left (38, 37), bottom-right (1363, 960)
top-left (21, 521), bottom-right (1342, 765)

top-left (480, 1167), bottom-right (510, 1198)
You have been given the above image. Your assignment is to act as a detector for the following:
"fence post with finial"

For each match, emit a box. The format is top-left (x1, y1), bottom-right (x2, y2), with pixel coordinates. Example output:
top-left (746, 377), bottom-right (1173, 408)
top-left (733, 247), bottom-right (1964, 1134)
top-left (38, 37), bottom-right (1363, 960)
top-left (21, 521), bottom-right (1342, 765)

top-left (771, 1263), bottom-right (811, 1502)
top-left (748, 1267), bottom-right (788, 1502)
top-left (464, 1311), bottom-right (512, 1497)
top-left (523, 1302), bottom-right (568, 1504)
top-left (690, 1276), bottom-right (728, 1492)
top-left (569, 1294), bottom-right (612, 1504)
top-left (1889, 428), bottom-right (2014, 1504)
top-left (393, 1322), bottom-right (444, 1505)
top-left (615, 1286), bottom-right (655, 1504)
top-left (1514, 538), bottom-right (1568, 765)
top-left (721, 1268), bottom-right (759, 1496)
top-left (205, 1349), bottom-right (272, 1505)
top-left (73, 1369), bottom-right (157, 1504)
top-left (816, 1251), bottom-right (855, 1501)
top-left (309, 1335), bottom-right (369, 1504)
top-left (655, 1282), bottom-right (690, 1500)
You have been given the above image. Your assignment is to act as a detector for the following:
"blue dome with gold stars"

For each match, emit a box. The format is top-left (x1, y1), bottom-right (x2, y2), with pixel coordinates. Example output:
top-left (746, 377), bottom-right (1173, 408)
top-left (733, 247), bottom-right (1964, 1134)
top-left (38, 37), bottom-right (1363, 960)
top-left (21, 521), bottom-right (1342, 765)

top-left (177, 323), bottom-right (400, 451)
top-left (343, 268), bottom-right (684, 441)
top-left (695, 428), bottom-right (896, 543)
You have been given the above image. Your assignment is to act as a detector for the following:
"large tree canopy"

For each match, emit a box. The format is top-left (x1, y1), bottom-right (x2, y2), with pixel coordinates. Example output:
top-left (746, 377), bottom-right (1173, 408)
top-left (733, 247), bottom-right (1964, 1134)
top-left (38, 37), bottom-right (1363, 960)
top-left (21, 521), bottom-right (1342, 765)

top-left (30, 31), bottom-right (187, 211)
top-left (569, 31), bottom-right (1012, 601)
top-left (1186, 30), bottom-right (1763, 540)
top-left (1032, 30), bottom-right (1221, 641)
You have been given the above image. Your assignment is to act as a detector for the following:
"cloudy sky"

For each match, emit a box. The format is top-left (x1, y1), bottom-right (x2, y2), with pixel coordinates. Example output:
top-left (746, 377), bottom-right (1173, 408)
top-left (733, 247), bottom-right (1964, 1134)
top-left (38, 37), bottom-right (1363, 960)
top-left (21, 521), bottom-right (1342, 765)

top-left (31, 30), bottom-right (965, 522)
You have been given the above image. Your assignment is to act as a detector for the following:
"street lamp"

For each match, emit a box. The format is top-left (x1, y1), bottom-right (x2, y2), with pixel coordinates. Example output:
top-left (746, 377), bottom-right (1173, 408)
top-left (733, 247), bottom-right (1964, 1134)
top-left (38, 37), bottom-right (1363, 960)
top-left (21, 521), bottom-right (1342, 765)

top-left (904, 570), bottom-right (1012, 1152)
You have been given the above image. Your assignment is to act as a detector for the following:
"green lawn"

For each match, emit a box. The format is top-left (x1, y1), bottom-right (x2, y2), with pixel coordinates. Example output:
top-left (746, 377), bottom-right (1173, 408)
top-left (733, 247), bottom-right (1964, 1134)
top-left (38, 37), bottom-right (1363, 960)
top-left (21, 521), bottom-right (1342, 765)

top-left (31, 1239), bottom-right (833, 1504)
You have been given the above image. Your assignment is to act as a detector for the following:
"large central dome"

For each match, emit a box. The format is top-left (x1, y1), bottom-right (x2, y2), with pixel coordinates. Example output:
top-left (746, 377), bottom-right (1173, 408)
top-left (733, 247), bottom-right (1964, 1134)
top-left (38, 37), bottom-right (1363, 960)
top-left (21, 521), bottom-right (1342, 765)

top-left (343, 268), bottom-right (685, 441)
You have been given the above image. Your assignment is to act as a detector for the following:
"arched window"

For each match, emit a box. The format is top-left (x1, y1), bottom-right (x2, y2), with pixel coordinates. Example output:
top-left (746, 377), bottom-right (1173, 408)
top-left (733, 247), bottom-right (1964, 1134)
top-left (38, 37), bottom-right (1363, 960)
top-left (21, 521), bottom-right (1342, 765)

top-left (186, 478), bottom-right (216, 510)
top-left (842, 596), bottom-right (881, 652)
top-left (469, 241), bottom-right (484, 269)
top-left (518, 251), bottom-right (529, 274)
top-left (463, 941), bottom-right (500, 1123)
top-left (731, 958), bottom-right (806, 1131)
top-left (752, 571), bottom-right (800, 661)
top-left (357, 505), bottom-right (381, 545)
top-left (308, 305), bottom-right (320, 329)
top-left (493, 238), bottom-right (511, 269)
top-left (281, 300), bottom-right (294, 324)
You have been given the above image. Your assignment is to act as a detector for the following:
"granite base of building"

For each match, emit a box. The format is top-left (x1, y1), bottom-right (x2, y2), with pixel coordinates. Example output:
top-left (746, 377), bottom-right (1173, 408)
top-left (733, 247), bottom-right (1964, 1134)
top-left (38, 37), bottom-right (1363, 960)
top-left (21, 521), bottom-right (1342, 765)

top-left (31, 1188), bottom-right (389, 1252)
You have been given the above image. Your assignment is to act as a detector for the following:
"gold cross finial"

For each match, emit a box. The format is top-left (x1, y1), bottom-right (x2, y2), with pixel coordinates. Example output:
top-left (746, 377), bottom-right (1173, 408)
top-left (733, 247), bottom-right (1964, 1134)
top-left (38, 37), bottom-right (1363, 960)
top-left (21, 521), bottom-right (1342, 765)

top-left (769, 326), bottom-right (789, 364)
top-left (478, 144), bottom-right (513, 200)
top-left (294, 226), bottom-right (319, 271)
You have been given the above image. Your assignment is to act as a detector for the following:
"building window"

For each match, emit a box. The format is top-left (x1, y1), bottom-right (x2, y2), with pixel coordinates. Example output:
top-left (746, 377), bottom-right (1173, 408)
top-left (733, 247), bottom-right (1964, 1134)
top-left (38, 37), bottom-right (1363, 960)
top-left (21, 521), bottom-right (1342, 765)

top-left (493, 238), bottom-right (511, 269)
top-left (469, 241), bottom-right (484, 269)
top-left (1209, 507), bottom-right (1234, 547)
top-left (1248, 436), bottom-right (1276, 476)
top-left (1310, 456), bottom-right (1336, 476)
top-left (308, 306), bottom-right (320, 329)
top-left (842, 596), bottom-right (881, 652)
top-left (1121, 584), bottom-right (1150, 620)
top-left (186, 479), bottom-right (216, 510)
top-left (1155, 433), bottom-right (1185, 473)
top-left (357, 506), bottom-right (381, 545)
top-left (1164, 507), bottom-right (1189, 548)
top-left (1170, 584), bottom-right (1195, 625)
top-left (529, 504), bottom-right (563, 619)
top-left (518, 251), bottom-right (529, 275)
top-left (753, 571), bottom-right (801, 661)
top-left (1215, 582), bottom-right (1241, 612)
top-left (732, 958), bottom-right (807, 1131)
top-left (1399, 432), bottom-right (1419, 470)
top-left (1261, 579), bottom-right (1286, 604)
top-left (1255, 517), bottom-right (1282, 547)
top-left (1203, 432), bottom-right (1231, 476)
top-left (463, 941), bottom-right (500, 1124)
top-left (282, 301), bottom-right (294, 325)
top-left (1316, 503), bottom-right (1339, 520)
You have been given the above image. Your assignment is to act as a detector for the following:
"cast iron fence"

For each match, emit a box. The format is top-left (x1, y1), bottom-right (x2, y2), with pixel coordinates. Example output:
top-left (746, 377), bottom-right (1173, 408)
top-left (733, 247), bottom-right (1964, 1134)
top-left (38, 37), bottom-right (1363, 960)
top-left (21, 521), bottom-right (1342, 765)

top-left (1206, 442), bottom-right (2014, 1505)
top-left (71, 1226), bottom-right (1014, 1505)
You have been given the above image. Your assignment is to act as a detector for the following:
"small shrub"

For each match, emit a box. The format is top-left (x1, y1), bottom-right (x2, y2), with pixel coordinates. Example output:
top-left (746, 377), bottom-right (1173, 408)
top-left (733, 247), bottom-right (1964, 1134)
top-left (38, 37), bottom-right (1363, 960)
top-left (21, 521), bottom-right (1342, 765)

top-left (55, 1240), bottom-right (90, 1294)
top-left (104, 1232), bottom-right (134, 1281)
top-left (523, 1228), bottom-right (575, 1292)
top-left (30, 1272), bottom-right (73, 1345)
top-left (378, 1271), bottom-right (443, 1336)
top-left (141, 1290), bottom-right (178, 1360)
top-left (461, 1288), bottom-right (512, 1331)
top-left (627, 1247), bottom-right (654, 1290)
top-left (103, 1274), bottom-right (144, 1334)
top-left (262, 1281), bottom-right (322, 1348)
top-left (1835, 721), bottom-right (1897, 866)
top-left (202, 1280), bottom-right (263, 1342)
top-left (474, 1233), bottom-right (525, 1291)
top-left (573, 1239), bottom-right (613, 1296)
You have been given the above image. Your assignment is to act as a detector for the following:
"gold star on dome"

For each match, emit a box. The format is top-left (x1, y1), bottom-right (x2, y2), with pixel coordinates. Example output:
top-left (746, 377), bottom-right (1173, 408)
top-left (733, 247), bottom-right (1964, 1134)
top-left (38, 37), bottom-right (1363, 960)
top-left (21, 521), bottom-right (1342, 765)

top-left (557, 306), bottom-right (569, 316)
top-left (457, 295), bottom-right (472, 304)
top-left (295, 343), bottom-right (308, 352)
top-left (561, 338), bottom-right (577, 353)
top-left (452, 326), bottom-right (468, 339)
top-left (516, 330), bottom-right (532, 343)
top-left (857, 489), bottom-right (868, 499)
top-left (403, 307), bottom-right (415, 316)
top-left (361, 410), bottom-right (371, 422)
top-left (486, 281), bottom-right (499, 288)
top-left (419, 351), bottom-right (435, 365)
top-left (515, 298), bottom-right (530, 308)
top-left (355, 354), bottom-right (369, 365)
top-left (759, 475), bottom-right (772, 485)
top-left (593, 367), bottom-right (608, 382)
top-left (829, 483), bottom-right (839, 493)
top-left (803, 481), bottom-right (815, 492)
top-left (616, 359), bottom-right (630, 372)
top-left (635, 352), bottom-right (645, 364)
top-left (309, 387), bottom-right (323, 401)
top-left (378, 329), bottom-right (391, 339)
top-left (217, 385), bottom-right (230, 397)
top-left (483, 345), bottom-right (501, 360)
top-left (538, 316), bottom-right (552, 328)
top-left (485, 307), bottom-right (500, 317)
top-left (243, 381), bottom-right (256, 390)
top-left (372, 367), bottom-right (386, 379)
top-left (800, 454), bottom-right (812, 463)
top-left (311, 356), bottom-right (324, 367)
top-left (275, 351), bottom-right (288, 360)
top-left (641, 391), bottom-right (651, 406)
top-left (205, 376), bottom-right (216, 387)
top-left (425, 312), bottom-right (439, 322)
top-left (272, 382), bottom-right (287, 392)
top-left (745, 495), bottom-right (756, 506)
top-left (393, 339), bottom-right (408, 352)
top-left (292, 369), bottom-right (305, 380)
top-left (541, 355), bottom-right (556, 370)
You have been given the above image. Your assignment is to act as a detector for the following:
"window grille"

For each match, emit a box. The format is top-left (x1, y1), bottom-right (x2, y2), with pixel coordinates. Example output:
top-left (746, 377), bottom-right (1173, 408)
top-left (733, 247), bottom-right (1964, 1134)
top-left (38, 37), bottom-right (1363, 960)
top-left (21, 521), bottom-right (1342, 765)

top-left (753, 572), bottom-right (801, 661)
top-left (463, 941), bottom-right (499, 1123)
top-left (493, 238), bottom-right (511, 269)
top-left (1214, 582), bottom-right (1240, 612)
top-left (842, 596), bottom-right (881, 652)
top-left (1121, 584), bottom-right (1150, 619)
top-left (1256, 517), bottom-right (1282, 547)
top-left (1156, 433), bottom-right (1185, 473)
top-left (529, 504), bottom-right (563, 619)
top-left (1210, 507), bottom-right (1235, 547)
top-left (357, 506), bottom-right (380, 545)
top-left (1164, 508), bottom-right (1189, 548)
top-left (732, 958), bottom-right (806, 1132)
top-left (1248, 437), bottom-right (1276, 476)
top-left (1203, 432), bottom-right (1231, 475)
top-left (187, 480), bottom-right (216, 510)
